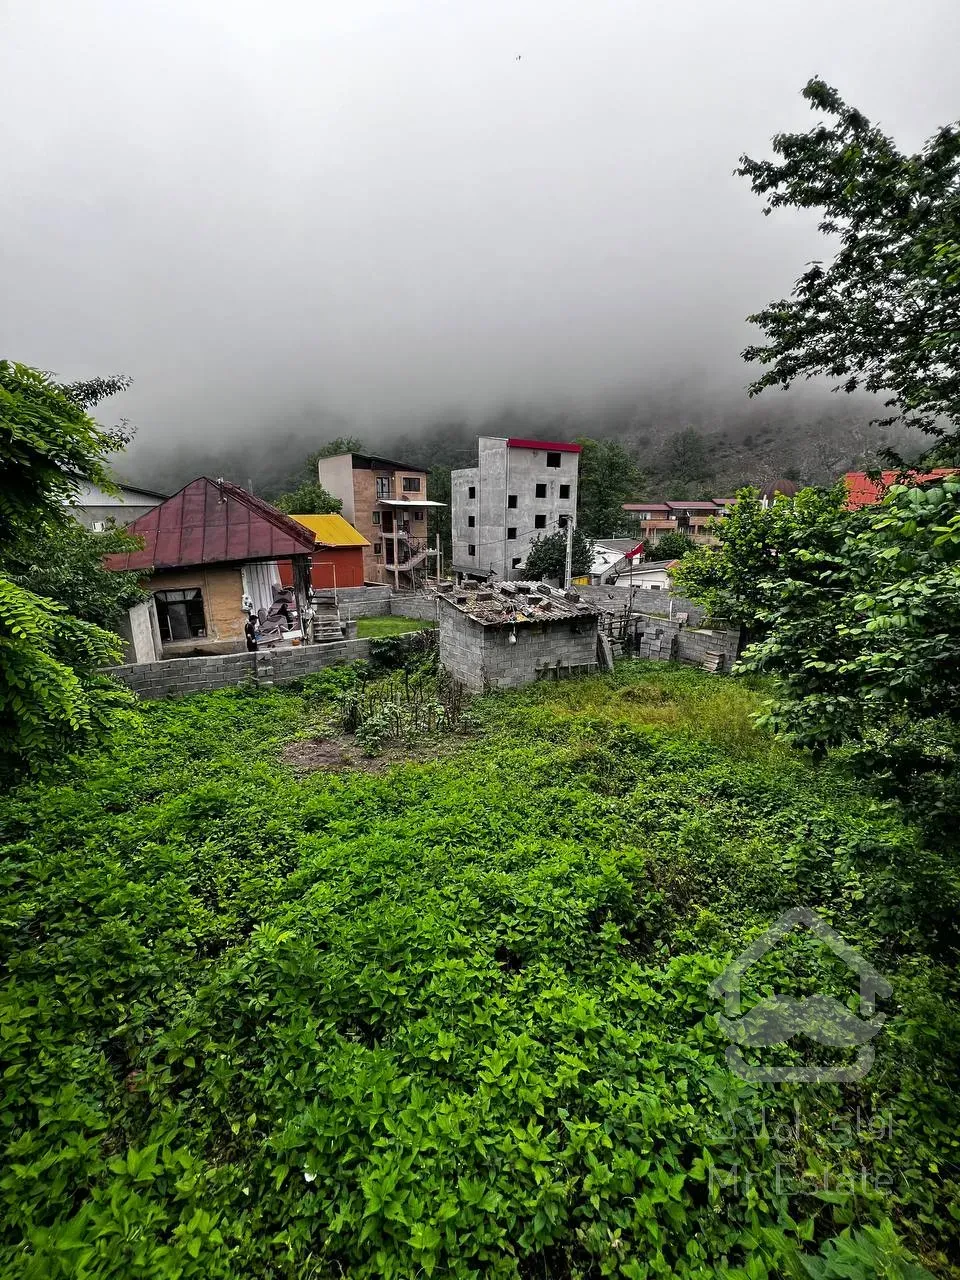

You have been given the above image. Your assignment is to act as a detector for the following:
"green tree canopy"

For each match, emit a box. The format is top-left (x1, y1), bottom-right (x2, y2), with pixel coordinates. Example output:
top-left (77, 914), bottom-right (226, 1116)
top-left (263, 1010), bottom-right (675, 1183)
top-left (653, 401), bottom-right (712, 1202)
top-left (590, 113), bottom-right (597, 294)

top-left (4, 519), bottom-right (147, 630)
top-left (523, 528), bottom-right (592, 582)
top-left (574, 437), bottom-right (645, 539)
top-left (672, 486), bottom-right (846, 627)
top-left (0, 362), bottom-right (135, 778)
top-left (271, 480), bottom-right (342, 516)
top-left (739, 79), bottom-right (960, 442)
top-left (739, 477), bottom-right (960, 823)
top-left (0, 361), bottom-right (131, 549)
top-left (645, 530), bottom-right (697, 563)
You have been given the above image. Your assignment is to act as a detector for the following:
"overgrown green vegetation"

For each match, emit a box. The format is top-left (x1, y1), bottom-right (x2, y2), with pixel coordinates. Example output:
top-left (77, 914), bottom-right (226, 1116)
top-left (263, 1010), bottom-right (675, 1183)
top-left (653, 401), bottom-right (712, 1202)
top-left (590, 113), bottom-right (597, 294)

top-left (2, 663), bottom-right (958, 1278)
top-left (356, 615), bottom-right (436, 638)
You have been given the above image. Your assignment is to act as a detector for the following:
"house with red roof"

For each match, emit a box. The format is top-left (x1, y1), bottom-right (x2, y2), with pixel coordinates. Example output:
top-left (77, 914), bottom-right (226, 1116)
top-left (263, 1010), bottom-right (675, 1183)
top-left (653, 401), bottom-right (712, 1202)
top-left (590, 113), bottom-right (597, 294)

top-left (842, 469), bottom-right (959, 510)
top-left (105, 477), bottom-right (318, 656)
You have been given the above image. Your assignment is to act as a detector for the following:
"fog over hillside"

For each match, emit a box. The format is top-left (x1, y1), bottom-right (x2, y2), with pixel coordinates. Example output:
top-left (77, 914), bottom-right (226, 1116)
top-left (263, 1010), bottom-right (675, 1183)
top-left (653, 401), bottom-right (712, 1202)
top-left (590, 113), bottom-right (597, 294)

top-left (3, 0), bottom-right (956, 489)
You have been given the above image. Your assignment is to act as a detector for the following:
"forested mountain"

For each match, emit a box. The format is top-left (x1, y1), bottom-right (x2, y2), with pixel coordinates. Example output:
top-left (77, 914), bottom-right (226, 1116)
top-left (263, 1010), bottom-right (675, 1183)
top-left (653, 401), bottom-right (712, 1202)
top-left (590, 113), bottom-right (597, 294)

top-left (123, 388), bottom-right (923, 504)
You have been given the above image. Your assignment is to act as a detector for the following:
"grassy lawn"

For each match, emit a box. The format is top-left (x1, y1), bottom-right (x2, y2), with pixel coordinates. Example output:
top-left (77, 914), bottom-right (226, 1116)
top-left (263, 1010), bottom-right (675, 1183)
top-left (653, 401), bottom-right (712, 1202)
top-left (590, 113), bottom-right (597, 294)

top-left (1, 661), bottom-right (957, 1278)
top-left (356, 614), bottom-right (436, 638)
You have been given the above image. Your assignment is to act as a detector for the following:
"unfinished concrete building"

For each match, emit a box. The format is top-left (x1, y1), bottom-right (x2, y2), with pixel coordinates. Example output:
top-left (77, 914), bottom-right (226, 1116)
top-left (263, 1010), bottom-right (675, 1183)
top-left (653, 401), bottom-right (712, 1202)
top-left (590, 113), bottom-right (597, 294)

top-left (437, 580), bottom-right (600, 692)
top-left (451, 438), bottom-right (581, 581)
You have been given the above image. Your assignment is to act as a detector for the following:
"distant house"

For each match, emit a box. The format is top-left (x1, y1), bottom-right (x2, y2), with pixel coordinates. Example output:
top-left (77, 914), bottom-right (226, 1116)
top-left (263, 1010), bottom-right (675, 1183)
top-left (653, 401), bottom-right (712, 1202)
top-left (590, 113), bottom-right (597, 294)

top-left (317, 452), bottom-right (443, 586)
top-left (622, 498), bottom-right (731, 546)
top-left (105, 477), bottom-right (317, 656)
top-left (627, 559), bottom-right (679, 592)
top-left (583, 539), bottom-right (645, 586)
top-left (276, 513), bottom-right (370, 591)
top-left (70, 477), bottom-right (166, 530)
top-left (437, 580), bottom-right (601, 692)
top-left (843, 469), bottom-right (959, 510)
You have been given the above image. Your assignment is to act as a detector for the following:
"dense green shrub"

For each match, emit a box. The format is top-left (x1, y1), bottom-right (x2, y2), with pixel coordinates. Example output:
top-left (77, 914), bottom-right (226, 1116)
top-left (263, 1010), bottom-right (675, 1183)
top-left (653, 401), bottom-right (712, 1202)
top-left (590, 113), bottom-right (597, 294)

top-left (0, 664), bottom-right (957, 1278)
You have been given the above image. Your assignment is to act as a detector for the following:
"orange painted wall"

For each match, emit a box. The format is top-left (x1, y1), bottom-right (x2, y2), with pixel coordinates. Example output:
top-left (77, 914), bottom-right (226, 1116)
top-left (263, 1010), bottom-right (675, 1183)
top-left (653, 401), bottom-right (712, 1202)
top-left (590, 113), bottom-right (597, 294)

top-left (277, 546), bottom-right (366, 590)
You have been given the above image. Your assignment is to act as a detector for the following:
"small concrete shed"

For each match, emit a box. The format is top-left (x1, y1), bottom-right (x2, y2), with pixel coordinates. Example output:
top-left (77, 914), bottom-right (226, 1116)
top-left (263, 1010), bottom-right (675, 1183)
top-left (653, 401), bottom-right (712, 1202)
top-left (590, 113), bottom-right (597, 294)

top-left (437, 580), bottom-right (601, 693)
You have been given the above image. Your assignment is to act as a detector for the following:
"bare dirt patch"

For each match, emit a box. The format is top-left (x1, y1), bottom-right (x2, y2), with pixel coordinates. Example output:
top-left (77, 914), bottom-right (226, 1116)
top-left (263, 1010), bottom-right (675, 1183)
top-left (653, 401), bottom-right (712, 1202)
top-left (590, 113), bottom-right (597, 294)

top-left (280, 734), bottom-right (457, 775)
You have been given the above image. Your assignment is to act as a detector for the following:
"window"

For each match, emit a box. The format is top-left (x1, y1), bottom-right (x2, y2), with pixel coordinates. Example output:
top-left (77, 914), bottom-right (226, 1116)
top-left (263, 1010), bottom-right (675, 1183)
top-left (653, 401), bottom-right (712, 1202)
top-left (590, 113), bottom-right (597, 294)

top-left (546, 452), bottom-right (561, 468)
top-left (468, 485), bottom-right (476, 499)
top-left (559, 484), bottom-right (570, 499)
top-left (507, 527), bottom-right (517, 540)
top-left (468, 515), bottom-right (476, 527)
top-left (535, 483), bottom-right (547, 499)
top-left (374, 541), bottom-right (382, 555)
top-left (155, 589), bottom-right (205, 642)
top-left (372, 510), bottom-right (381, 525)
top-left (414, 509), bottom-right (424, 521)
top-left (511, 557), bottom-right (521, 568)
top-left (376, 475), bottom-right (393, 499)
top-left (468, 544), bottom-right (476, 557)
top-left (558, 514), bottom-right (570, 528)
top-left (402, 476), bottom-right (421, 492)
top-left (534, 514), bottom-right (547, 529)
top-left (507, 494), bottom-right (518, 509)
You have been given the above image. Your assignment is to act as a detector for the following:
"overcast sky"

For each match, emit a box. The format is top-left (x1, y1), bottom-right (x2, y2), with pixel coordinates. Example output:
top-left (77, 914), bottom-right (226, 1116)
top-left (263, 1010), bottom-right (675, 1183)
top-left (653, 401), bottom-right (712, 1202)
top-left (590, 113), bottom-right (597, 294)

top-left (2, 0), bottom-right (958, 450)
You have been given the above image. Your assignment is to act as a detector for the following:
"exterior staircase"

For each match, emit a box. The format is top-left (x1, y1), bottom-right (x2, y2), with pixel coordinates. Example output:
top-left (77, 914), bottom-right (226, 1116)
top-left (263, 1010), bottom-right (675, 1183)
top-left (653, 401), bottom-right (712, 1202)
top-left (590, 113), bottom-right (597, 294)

top-left (311, 605), bottom-right (344, 643)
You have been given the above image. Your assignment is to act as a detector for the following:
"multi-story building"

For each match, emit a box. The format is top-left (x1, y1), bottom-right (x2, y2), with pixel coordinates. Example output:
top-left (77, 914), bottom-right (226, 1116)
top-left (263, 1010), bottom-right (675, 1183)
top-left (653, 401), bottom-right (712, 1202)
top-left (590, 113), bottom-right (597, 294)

top-left (317, 452), bottom-right (443, 587)
top-left (622, 498), bottom-right (734, 547)
top-left (451, 437), bottom-right (581, 581)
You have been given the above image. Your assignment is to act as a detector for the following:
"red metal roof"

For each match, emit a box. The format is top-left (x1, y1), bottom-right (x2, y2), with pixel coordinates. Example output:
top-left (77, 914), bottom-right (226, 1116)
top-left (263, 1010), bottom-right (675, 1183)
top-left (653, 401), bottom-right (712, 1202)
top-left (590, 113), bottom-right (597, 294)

top-left (104, 477), bottom-right (317, 572)
top-left (843, 469), bottom-right (959, 510)
top-left (664, 500), bottom-right (720, 511)
top-left (506, 438), bottom-right (582, 453)
top-left (623, 502), bottom-right (671, 512)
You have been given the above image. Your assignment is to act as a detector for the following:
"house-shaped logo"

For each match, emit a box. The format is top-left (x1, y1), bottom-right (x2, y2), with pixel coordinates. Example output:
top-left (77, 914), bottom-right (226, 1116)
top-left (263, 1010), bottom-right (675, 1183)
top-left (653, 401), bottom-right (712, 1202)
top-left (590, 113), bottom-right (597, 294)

top-left (708, 907), bottom-right (892, 1083)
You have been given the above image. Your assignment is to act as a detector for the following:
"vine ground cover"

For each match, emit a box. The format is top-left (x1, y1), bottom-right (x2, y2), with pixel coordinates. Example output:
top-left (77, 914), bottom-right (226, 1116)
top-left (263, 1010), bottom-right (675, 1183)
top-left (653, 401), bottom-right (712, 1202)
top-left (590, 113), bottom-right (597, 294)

top-left (1, 662), bottom-right (958, 1279)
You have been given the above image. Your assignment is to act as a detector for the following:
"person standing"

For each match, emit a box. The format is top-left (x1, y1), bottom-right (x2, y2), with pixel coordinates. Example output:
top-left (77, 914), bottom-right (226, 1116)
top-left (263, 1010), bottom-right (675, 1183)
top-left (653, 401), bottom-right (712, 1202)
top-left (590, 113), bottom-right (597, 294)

top-left (244, 613), bottom-right (258, 652)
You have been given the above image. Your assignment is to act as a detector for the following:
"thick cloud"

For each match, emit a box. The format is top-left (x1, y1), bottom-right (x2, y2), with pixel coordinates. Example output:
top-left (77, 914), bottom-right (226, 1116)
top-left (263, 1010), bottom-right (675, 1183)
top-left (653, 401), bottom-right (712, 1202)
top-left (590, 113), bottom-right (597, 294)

top-left (2, 0), bottom-right (958, 452)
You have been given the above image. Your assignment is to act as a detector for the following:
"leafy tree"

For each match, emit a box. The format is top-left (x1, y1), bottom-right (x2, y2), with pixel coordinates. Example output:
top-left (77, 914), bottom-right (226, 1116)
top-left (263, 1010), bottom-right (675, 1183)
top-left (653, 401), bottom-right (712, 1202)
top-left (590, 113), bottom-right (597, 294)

top-left (738, 477), bottom-right (960, 822)
top-left (271, 480), bottom-right (342, 516)
top-left (672, 486), bottom-right (846, 627)
top-left (658, 429), bottom-right (712, 497)
top-left (4, 519), bottom-right (146, 630)
top-left (574, 437), bottom-right (645, 538)
top-left (523, 527), bottom-right (592, 581)
top-left (0, 361), bottom-right (131, 550)
top-left (646, 530), bottom-right (697, 562)
top-left (0, 578), bottom-right (129, 780)
top-left (0, 361), bottom-right (136, 778)
top-left (739, 78), bottom-right (960, 442)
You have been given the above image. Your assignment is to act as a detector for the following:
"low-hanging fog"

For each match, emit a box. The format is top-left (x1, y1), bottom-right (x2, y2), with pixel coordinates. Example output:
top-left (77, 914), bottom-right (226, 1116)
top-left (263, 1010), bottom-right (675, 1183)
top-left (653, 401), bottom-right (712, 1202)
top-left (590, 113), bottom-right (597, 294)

top-left (2, 0), bottom-right (958, 488)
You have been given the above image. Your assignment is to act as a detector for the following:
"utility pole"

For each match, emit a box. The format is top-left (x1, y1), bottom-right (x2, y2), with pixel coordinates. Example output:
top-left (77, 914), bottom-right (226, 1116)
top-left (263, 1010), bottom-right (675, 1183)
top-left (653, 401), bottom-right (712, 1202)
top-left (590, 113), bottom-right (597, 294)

top-left (564, 518), bottom-right (574, 590)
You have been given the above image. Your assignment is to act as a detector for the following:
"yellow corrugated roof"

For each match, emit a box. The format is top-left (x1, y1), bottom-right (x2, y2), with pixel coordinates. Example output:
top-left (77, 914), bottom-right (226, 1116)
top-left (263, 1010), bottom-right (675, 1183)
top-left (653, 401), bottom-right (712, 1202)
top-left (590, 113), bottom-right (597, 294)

top-left (291, 513), bottom-right (370, 547)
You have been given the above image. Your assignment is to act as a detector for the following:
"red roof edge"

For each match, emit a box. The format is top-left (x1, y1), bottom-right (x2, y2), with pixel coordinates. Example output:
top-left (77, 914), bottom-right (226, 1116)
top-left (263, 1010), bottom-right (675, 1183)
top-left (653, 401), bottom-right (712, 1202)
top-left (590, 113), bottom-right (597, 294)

top-left (506, 438), bottom-right (582, 453)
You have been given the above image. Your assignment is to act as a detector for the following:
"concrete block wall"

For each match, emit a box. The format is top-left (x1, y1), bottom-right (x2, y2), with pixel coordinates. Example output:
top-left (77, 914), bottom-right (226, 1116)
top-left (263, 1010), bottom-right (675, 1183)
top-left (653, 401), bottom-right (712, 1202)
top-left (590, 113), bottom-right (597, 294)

top-left (390, 590), bottom-right (438, 621)
top-left (439, 606), bottom-right (598, 692)
top-left (105, 639), bottom-right (372, 699)
top-left (313, 584), bottom-right (393, 618)
top-left (632, 614), bottom-right (740, 672)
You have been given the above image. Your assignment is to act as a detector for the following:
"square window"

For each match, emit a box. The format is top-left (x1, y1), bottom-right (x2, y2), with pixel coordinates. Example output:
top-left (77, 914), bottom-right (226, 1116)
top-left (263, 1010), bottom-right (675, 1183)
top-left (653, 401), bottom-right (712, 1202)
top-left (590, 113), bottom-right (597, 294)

top-left (511, 557), bottom-right (521, 568)
top-left (507, 494), bottom-right (518, 509)
top-left (468, 544), bottom-right (476, 557)
top-left (546, 452), bottom-right (561, 467)
top-left (155, 588), bottom-right (206, 642)
top-left (372, 510), bottom-right (381, 525)
top-left (414, 509), bottom-right (424, 520)
top-left (559, 484), bottom-right (570, 499)
top-left (558, 514), bottom-right (570, 528)
top-left (535, 482), bottom-right (547, 498)
top-left (376, 475), bottom-right (392, 499)
top-left (534, 514), bottom-right (547, 529)
top-left (468, 486), bottom-right (476, 499)
top-left (507, 527), bottom-right (517, 540)
top-left (402, 476), bottom-right (422, 492)
top-left (468, 515), bottom-right (475, 527)
top-left (373, 541), bottom-right (383, 554)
